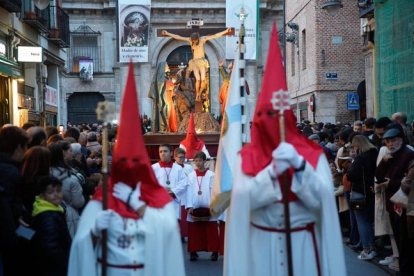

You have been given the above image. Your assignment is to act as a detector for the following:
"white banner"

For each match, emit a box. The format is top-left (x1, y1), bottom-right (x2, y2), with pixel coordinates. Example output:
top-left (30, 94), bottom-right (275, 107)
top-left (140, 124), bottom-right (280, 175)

top-left (226, 1), bottom-right (258, 60)
top-left (118, 0), bottom-right (151, 63)
top-left (45, 85), bottom-right (58, 107)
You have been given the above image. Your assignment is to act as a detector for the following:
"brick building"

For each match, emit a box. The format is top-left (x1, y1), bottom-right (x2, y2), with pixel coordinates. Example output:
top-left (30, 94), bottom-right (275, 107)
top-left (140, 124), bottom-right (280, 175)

top-left (285, 0), bottom-right (365, 124)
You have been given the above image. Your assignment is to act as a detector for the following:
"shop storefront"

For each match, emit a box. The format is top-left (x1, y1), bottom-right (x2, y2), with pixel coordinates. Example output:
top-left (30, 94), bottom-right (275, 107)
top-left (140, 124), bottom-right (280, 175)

top-left (0, 33), bottom-right (22, 126)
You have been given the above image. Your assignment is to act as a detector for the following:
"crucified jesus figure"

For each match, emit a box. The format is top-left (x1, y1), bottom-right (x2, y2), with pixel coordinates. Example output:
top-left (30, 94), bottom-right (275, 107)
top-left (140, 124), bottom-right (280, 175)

top-left (162, 28), bottom-right (232, 101)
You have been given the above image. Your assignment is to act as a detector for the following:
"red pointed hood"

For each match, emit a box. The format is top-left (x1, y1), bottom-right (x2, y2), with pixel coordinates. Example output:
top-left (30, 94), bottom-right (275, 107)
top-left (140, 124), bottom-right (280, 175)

top-left (94, 61), bottom-right (171, 218)
top-left (180, 112), bottom-right (204, 159)
top-left (240, 23), bottom-right (322, 176)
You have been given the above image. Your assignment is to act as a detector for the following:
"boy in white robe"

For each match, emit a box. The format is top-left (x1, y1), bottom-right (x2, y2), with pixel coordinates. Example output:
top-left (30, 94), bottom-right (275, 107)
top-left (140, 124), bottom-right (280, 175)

top-left (186, 152), bottom-right (219, 261)
top-left (151, 143), bottom-right (186, 220)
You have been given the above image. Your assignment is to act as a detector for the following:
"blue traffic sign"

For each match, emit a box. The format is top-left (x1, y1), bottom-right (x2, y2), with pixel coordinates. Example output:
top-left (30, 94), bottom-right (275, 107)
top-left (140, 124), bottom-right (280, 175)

top-left (347, 93), bottom-right (359, 110)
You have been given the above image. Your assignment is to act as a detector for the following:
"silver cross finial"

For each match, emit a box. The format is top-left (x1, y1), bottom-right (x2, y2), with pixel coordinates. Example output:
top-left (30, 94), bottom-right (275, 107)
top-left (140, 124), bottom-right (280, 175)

top-left (270, 89), bottom-right (291, 113)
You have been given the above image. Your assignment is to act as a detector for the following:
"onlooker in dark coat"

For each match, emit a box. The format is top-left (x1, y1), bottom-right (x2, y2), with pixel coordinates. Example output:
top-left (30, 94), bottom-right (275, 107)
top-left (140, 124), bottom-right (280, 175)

top-left (362, 117), bottom-right (376, 140)
top-left (27, 126), bottom-right (48, 148)
top-left (347, 135), bottom-right (378, 260)
top-left (86, 133), bottom-right (102, 154)
top-left (20, 146), bottom-right (51, 216)
top-left (0, 126), bottom-right (30, 276)
top-left (45, 126), bottom-right (59, 139)
top-left (376, 125), bottom-right (414, 275)
top-left (372, 117), bottom-right (392, 150)
top-left (49, 143), bottom-right (84, 237)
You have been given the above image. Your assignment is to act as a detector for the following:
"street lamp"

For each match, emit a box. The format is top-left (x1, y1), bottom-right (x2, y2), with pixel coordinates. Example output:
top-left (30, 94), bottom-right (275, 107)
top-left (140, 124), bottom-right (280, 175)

top-left (322, 0), bottom-right (343, 16)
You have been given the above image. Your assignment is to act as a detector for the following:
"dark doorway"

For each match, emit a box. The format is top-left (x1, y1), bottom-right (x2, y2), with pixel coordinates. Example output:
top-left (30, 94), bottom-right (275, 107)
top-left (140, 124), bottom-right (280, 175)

top-left (0, 76), bottom-right (10, 126)
top-left (357, 80), bottom-right (366, 121)
top-left (67, 92), bottom-right (105, 124)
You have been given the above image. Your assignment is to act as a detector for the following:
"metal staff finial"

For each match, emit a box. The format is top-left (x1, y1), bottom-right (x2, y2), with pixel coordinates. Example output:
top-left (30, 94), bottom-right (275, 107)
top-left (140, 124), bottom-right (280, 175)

top-left (96, 101), bottom-right (116, 174)
top-left (270, 89), bottom-right (292, 142)
top-left (95, 100), bottom-right (116, 276)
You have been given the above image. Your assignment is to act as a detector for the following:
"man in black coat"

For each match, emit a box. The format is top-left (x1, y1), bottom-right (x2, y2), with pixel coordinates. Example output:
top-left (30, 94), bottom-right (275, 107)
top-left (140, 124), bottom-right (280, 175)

top-left (0, 126), bottom-right (30, 275)
top-left (377, 126), bottom-right (414, 276)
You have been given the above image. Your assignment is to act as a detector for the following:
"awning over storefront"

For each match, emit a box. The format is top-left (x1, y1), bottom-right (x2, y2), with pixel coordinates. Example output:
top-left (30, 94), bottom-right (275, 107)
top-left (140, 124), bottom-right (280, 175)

top-left (0, 56), bottom-right (21, 78)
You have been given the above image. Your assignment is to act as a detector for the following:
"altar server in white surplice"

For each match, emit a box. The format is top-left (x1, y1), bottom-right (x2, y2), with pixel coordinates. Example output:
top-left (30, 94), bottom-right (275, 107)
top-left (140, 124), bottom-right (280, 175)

top-left (152, 144), bottom-right (187, 219)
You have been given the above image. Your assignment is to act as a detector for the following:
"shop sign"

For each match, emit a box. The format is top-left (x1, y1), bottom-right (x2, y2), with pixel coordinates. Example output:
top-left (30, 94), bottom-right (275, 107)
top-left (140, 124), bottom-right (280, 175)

top-left (17, 46), bottom-right (43, 62)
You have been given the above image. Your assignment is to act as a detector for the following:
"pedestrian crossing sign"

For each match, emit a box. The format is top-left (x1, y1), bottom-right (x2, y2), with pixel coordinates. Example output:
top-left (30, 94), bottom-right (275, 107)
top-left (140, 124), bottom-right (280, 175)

top-left (347, 93), bottom-right (359, 110)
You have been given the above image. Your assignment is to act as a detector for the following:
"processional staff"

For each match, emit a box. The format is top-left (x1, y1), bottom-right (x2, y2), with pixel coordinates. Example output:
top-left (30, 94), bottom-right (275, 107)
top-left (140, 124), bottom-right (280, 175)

top-left (271, 90), bottom-right (294, 276)
top-left (238, 7), bottom-right (247, 145)
top-left (95, 100), bottom-right (116, 276)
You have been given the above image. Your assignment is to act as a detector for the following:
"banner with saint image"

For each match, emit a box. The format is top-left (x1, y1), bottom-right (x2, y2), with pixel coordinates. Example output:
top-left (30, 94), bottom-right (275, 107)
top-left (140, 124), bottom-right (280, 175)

top-left (79, 59), bottom-right (93, 81)
top-left (118, 0), bottom-right (151, 62)
top-left (225, 1), bottom-right (258, 60)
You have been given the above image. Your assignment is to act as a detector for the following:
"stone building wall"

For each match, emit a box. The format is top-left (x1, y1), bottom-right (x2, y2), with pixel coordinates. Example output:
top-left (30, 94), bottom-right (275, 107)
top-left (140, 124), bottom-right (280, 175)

top-left (60, 0), bottom-right (283, 126)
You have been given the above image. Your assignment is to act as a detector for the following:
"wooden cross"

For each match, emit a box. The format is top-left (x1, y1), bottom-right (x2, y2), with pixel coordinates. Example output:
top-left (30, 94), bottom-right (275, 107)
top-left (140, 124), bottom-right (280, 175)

top-left (157, 20), bottom-right (235, 37)
top-left (158, 20), bottom-right (235, 112)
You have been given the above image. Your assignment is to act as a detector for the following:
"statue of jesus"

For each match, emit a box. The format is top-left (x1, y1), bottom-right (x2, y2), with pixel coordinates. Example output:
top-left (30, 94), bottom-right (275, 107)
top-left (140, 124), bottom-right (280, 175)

top-left (161, 28), bottom-right (232, 101)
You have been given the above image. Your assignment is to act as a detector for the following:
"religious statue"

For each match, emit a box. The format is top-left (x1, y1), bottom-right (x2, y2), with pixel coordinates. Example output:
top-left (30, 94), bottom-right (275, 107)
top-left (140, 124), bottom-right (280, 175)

top-left (148, 62), bottom-right (177, 132)
top-left (161, 28), bottom-right (232, 102)
top-left (218, 59), bottom-right (233, 117)
top-left (172, 66), bottom-right (196, 125)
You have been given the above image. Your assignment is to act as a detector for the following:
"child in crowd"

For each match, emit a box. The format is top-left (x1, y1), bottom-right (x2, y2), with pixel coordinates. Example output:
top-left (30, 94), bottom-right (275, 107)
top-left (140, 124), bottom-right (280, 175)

top-left (174, 148), bottom-right (194, 242)
top-left (186, 152), bottom-right (219, 262)
top-left (83, 172), bottom-right (103, 198)
top-left (89, 173), bottom-right (103, 190)
top-left (31, 175), bottom-right (72, 276)
top-left (333, 171), bottom-right (350, 237)
top-left (87, 151), bottom-right (102, 174)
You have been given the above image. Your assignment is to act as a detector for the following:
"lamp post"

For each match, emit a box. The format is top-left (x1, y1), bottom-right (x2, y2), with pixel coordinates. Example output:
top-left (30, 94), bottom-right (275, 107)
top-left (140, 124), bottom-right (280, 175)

top-left (322, 0), bottom-right (343, 16)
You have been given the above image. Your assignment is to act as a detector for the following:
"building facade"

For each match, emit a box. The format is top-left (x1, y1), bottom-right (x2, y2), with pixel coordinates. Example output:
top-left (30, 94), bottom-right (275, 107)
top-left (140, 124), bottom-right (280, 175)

top-left (0, 0), bottom-right (69, 127)
top-left (60, 0), bottom-right (284, 127)
top-left (285, 0), bottom-right (365, 124)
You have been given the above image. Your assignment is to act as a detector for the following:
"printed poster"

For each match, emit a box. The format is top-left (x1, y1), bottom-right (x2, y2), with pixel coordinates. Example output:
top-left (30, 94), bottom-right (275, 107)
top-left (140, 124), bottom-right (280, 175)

top-left (226, 1), bottom-right (259, 60)
top-left (118, 0), bottom-right (151, 62)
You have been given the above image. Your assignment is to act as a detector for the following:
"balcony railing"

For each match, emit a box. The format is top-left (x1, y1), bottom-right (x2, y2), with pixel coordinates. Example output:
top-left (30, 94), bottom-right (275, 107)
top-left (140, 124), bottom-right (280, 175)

top-left (358, 0), bottom-right (374, 18)
top-left (17, 83), bottom-right (35, 109)
top-left (68, 46), bottom-right (101, 73)
top-left (48, 6), bottom-right (70, 48)
top-left (21, 0), bottom-right (50, 34)
top-left (20, 2), bottom-right (70, 48)
top-left (0, 0), bottom-right (21, 12)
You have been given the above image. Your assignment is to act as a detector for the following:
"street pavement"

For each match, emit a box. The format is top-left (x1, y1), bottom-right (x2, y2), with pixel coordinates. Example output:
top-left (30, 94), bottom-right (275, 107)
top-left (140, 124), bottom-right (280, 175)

top-left (182, 242), bottom-right (394, 276)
